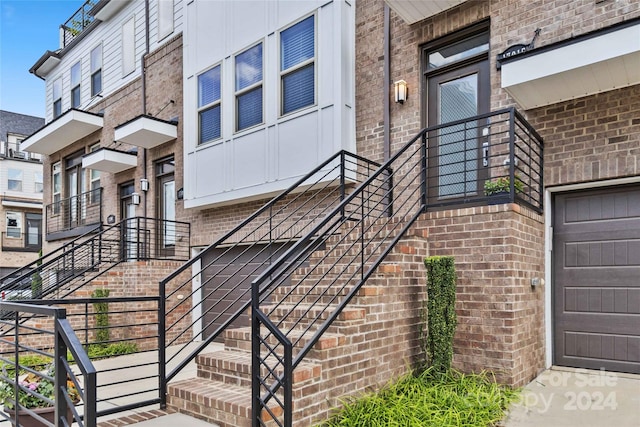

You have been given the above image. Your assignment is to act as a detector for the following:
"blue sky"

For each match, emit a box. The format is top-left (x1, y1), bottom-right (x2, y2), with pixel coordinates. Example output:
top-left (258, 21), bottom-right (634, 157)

top-left (1, 0), bottom-right (83, 118)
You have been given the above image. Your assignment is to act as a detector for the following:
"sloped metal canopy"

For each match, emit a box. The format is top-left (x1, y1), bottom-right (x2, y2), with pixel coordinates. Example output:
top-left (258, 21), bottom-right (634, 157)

top-left (21, 109), bottom-right (103, 155)
top-left (82, 147), bottom-right (137, 173)
top-left (385, 0), bottom-right (467, 24)
top-left (501, 20), bottom-right (640, 110)
top-left (114, 115), bottom-right (177, 149)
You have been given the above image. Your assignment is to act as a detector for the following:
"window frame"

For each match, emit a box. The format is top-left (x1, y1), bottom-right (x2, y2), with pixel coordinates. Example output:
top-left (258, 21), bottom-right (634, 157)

top-left (279, 14), bottom-right (317, 117)
top-left (52, 162), bottom-right (62, 215)
top-left (197, 64), bottom-right (222, 145)
top-left (89, 144), bottom-right (101, 204)
top-left (34, 171), bottom-right (44, 193)
top-left (90, 44), bottom-right (103, 97)
top-left (234, 41), bottom-right (264, 132)
top-left (157, 0), bottom-right (174, 41)
top-left (5, 211), bottom-right (22, 239)
top-left (7, 168), bottom-right (23, 192)
top-left (53, 78), bottom-right (62, 118)
top-left (70, 61), bottom-right (82, 109)
top-left (122, 16), bottom-right (136, 76)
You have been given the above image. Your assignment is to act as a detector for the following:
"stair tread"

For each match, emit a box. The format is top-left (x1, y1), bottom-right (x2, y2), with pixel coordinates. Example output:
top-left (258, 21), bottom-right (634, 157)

top-left (198, 349), bottom-right (321, 371)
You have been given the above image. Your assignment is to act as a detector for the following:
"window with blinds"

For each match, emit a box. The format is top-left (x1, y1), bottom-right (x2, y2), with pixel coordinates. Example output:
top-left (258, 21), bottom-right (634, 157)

top-left (53, 78), bottom-right (62, 118)
top-left (91, 44), bottom-right (102, 97)
top-left (280, 15), bottom-right (315, 115)
top-left (70, 62), bottom-right (81, 108)
top-left (235, 43), bottom-right (263, 131)
top-left (198, 65), bottom-right (222, 144)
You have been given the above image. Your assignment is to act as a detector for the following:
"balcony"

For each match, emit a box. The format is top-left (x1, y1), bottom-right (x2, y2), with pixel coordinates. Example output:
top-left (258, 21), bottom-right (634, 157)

top-left (0, 141), bottom-right (41, 162)
top-left (1, 232), bottom-right (42, 252)
top-left (60, 0), bottom-right (97, 48)
top-left (114, 115), bottom-right (178, 149)
top-left (45, 188), bottom-right (102, 240)
top-left (82, 147), bottom-right (137, 173)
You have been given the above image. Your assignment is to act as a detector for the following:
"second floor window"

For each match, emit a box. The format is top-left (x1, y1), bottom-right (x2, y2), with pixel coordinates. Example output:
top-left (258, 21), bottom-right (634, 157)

top-left (52, 162), bottom-right (61, 214)
top-left (35, 172), bottom-right (44, 193)
top-left (235, 43), bottom-right (263, 131)
top-left (280, 15), bottom-right (315, 115)
top-left (6, 212), bottom-right (21, 238)
top-left (53, 78), bottom-right (62, 118)
top-left (70, 61), bottom-right (81, 109)
top-left (8, 169), bottom-right (22, 191)
top-left (198, 65), bottom-right (221, 144)
top-left (91, 44), bottom-right (103, 96)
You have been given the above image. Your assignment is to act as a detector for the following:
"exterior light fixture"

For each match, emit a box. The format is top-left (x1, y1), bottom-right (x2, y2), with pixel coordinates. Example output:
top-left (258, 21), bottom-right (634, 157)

top-left (140, 178), bottom-right (149, 191)
top-left (132, 193), bottom-right (141, 205)
top-left (394, 80), bottom-right (408, 104)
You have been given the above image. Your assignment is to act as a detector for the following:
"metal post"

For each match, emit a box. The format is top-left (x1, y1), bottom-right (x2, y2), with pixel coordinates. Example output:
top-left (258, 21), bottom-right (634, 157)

top-left (340, 151), bottom-right (346, 221)
top-left (283, 340), bottom-right (292, 427)
top-left (54, 309), bottom-right (69, 427)
top-left (508, 109), bottom-right (516, 201)
top-left (251, 279), bottom-right (261, 427)
top-left (421, 132), bottom-right (428, 210)
top-left (158, 287), bottom-right (167, 408)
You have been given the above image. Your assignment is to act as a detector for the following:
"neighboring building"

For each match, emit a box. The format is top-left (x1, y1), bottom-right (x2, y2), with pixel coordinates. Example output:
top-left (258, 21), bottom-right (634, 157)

top-left (14, 0), bottom-right (640, 425)
top-left (0, 110), bottom-right (45, 280)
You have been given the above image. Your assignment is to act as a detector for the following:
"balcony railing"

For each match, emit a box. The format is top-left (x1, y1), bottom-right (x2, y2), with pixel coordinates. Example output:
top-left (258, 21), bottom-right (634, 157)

top-left (0, 141), bottom-right (41, 162)
top-left (60, 0), bottom-right (97, 48)
top-left (0, 232), bottom-right (42, 252)
top-left (46, 188), bottom-right (102, 239)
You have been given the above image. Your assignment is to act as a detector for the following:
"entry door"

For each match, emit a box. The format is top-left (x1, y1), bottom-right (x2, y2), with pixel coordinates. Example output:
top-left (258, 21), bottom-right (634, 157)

top-left (156, 158), bottom-right (176, 257)
top-left (25, 213), bottom-right (42, 250)
top-left (120, 183), bottom-right (137, 260)
top-left (553, 186), bottom-right (640, 374)
top-left (427, 60), bottom-right (489, 201)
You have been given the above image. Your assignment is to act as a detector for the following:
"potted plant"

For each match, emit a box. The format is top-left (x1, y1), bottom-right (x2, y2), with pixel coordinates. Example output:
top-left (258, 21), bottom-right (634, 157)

top-left (483, 175), bottom-right (524, 204)
top-left (0, 366), bottom-right (79, 427)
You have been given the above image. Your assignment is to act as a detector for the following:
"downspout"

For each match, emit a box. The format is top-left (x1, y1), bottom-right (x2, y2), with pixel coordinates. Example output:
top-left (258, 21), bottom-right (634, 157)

top-left (141, 0), bottom-right (150, 218)
top-left (383, 3), bottom-right (390, 161)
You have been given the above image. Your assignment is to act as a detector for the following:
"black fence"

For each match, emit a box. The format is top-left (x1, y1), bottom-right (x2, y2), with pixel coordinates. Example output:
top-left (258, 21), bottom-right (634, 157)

top-left (45, 188), bottom-right (103, 237)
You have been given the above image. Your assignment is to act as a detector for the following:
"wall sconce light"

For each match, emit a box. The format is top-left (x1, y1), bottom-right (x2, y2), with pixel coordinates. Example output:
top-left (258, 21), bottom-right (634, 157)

top-left (394, 80), bottom-right (408, 104)
top-left (140, 178), bottom-right (149, 192)
top-left (132, 193), bottom-right (141, 205)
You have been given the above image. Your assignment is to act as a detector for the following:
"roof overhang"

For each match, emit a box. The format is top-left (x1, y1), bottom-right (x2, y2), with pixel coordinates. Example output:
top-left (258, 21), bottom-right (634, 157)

top-left (21, 109), bottom-right (104, 156)
top-left (30, 50), bottom-right (62, 79)
top-left (1, 200), bottom-right (43, 209)
top-left (501, 19), bottom-right (640, 110)
top-left (82, 148), bottom-right (137, 173)
top-left (91, 0), bottom-right (132, 21)
top-left (385, 0), bottom-right (467, 24)
top-left (114, 115), bottom-right (177, 149)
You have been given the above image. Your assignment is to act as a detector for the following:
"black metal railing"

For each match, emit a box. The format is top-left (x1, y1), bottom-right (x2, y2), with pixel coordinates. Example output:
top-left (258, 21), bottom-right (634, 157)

top-left (158, 151), bottom-right (387, 398)
top-left (0, 141), bottom-right (42, 162)
top-left (46, 188), bottom-right (103, 237)
top-left (0, 217), bottom-right (191, 303)
top-left (249, 107), bottom-right (543, 426)
top-left (61, 0), bottom-right (96, 48)
top-left (1, 232), bottom-right (42, 253)
top-left (0, 301), bottom-right (97, 427)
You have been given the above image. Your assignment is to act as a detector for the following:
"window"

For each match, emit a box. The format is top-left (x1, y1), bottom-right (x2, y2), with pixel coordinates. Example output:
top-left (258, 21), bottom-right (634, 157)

top-left (91, 44), bottom-right (103, 96)
top-left (122, 17), bottom-right (136, 75)
top-left (52, 162), bottom-right (61, 214)
top-left (70, 62), bottom-right (81, 108)
top-left (198, 65), bottom-right (221, 144)
top-left (158, 0), bottom-right (174, 40)
top-left (53, 78), bottom-right (62, 118)
top-left (89, 144), bottom-right (101, 203)
top-left (8, 169), bottom-right (22, 191)
top-left (34, 172), bottom-right (43, 193)
top-left (6, 212), bottom-right (21, 238)
top-left (235, 43), bottom-right (263, 131)
top-left (280, 16), bottom-right (315, 115)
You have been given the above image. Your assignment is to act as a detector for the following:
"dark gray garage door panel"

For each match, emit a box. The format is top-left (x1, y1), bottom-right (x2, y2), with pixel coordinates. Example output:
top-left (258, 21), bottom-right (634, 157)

top-left (201, 243), bottom-right (293, 341)
top-left (554, 186), bottom-right (640, 374)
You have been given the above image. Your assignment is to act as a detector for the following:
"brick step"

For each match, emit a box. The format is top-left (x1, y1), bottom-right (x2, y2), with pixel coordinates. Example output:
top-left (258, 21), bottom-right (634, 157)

top-left (322, 217), bottom-right (408, 247)
top-left (167, 379), bottom-right (280, 427)
top-left (270, 282), bottom-right (386, 305)
top-left (196, 349), bottom-right (321, 387)
top-left (224, 326), bottom-right (346, 354)
top-left (259, 303), bottom-right (367, 330)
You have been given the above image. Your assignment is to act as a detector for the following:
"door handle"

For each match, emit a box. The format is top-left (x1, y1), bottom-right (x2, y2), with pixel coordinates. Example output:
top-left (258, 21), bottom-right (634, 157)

top-left (482, 142), bottom-right (489, 167)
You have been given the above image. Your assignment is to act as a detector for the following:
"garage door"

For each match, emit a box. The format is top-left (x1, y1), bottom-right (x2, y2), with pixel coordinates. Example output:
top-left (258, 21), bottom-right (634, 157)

top-left (554, 186), bottom-right (640, 374)
top-left (201, 243), bottom-right (294, 340)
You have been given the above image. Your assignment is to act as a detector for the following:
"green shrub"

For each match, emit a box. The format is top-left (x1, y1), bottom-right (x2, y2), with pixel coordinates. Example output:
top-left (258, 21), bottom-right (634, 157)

top-left (91, 288), bottom-right (110, 346)
top-left (31, 249), bottom-right (43, 298)
top-left (323, 369), bottom-right (518, 427)
top-left (423, 256), bottom-right (457, 374)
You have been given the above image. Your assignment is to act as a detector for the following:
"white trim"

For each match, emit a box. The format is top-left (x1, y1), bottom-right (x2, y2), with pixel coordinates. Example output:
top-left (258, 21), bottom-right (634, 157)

top-left (191, 246), bottom-right (206, 342)
top-left (544, 176), bottom-right (640, 368)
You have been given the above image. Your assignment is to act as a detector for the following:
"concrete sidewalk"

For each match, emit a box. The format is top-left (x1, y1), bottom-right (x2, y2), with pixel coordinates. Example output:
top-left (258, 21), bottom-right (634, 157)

top-left (503, 367), bottom-right (640, 427)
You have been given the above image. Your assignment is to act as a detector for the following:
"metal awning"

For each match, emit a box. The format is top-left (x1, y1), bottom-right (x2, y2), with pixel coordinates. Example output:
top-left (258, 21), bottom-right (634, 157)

top-left (82, 147), bottom-right (137, 173)
top-left (114, 115), bottom-right (177, 149)
top-left (501, 20), bottom-right (640, 110)
top-left (21, 109), bottom-right (103, 155)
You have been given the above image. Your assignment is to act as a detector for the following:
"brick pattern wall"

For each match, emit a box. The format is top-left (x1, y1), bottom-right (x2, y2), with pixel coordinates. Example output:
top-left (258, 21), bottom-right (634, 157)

top-left (415, 204), bottom-right (544, 386)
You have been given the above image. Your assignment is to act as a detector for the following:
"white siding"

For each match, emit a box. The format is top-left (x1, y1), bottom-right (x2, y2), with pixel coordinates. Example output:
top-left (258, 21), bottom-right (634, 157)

top-left (183, 0), bottom-right (355, 209)
top-left (0, 159), bottom-right (45, 200)
top-left (42, 0), bottom-right (184, 122)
